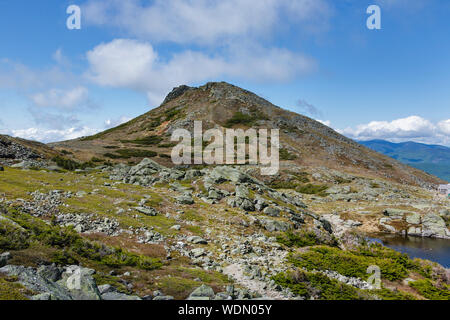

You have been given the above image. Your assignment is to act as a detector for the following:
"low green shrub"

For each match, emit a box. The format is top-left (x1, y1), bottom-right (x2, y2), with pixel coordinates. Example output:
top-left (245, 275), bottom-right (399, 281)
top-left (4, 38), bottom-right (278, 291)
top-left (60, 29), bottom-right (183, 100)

top-left (104, 149), bottom-right (158, 159)
top-left (272, 271), bottom-right (363, 300)
top-left (409, 280), bottom-right (450, 300)
top-left (277, 231), bottom-right (324, 248)
top-left (289, 244), bottom-right (416, 282)
top-left (279, 148), bottom-right (297, 160)
top-left (296, 184), bottom-right (328, 196)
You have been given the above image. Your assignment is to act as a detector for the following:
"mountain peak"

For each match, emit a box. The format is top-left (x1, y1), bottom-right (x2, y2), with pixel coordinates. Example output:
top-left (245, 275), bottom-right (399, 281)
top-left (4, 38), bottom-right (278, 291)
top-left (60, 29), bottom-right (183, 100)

top-left (51, 81), bottom-right (444, 188)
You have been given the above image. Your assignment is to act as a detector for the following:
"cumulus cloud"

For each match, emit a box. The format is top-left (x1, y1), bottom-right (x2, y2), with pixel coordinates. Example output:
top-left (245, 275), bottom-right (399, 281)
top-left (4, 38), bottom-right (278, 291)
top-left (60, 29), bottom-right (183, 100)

top-left (83, 0), bottom-right (331, 45)
top-left (339, 116), bottom-right (450, 146)
top-left (86, 39), bottom-right (316, 105)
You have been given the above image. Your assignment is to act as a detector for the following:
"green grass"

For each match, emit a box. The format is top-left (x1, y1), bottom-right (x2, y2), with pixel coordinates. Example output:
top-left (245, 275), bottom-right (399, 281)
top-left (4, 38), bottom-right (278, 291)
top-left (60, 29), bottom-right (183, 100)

top-left (0, 277), bottom-right (33, 300)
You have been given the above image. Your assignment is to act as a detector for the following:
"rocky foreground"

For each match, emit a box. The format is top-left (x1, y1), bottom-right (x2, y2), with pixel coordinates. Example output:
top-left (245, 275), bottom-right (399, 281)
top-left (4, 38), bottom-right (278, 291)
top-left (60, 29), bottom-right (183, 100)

top-left (0, 157), bottom-right (449, 300)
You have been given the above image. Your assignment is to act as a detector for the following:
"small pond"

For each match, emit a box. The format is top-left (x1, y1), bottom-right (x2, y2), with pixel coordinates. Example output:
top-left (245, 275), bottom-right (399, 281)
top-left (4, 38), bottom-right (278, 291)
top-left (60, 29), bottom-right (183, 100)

top-left (368, 233), bottom-right (450, 268)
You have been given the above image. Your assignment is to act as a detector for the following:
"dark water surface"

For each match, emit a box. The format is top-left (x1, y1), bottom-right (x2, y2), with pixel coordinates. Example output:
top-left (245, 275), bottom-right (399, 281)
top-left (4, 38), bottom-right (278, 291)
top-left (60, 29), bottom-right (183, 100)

top-left (369, 233), bottom-right (450, 268)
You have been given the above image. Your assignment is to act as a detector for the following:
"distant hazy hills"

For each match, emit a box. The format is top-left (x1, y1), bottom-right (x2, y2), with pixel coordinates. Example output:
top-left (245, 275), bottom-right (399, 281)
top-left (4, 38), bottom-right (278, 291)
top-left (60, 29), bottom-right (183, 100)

top-left (359, 140), bottom-right (450, 182)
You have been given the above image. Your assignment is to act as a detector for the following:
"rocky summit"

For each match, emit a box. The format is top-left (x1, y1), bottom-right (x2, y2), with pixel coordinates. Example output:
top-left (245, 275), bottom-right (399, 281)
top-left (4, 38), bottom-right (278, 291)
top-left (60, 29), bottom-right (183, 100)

top-left (0, 82), bottom-right (449, 301)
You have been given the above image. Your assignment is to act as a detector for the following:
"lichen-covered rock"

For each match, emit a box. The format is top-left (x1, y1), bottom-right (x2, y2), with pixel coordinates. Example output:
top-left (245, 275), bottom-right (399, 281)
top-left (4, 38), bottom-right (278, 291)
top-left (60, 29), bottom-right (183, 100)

top-left (422, 213), bottom-right (448, 238)
top-left (57, 266), bottom-right (102, 300)
top-left (263, 206), bottom-right (281, 217)
top-left (261, 219), bottom-right (291, 232)
top-left (0, 265), bottom-right (72, 300)
top-left (135, 206), bottom-right (158, 216)
top-left (406, 212), bottom-right (421, 225)
top-left (176, 193), bottom-right (195, 205)
top-left (188, 285), bottom-right (215, 300)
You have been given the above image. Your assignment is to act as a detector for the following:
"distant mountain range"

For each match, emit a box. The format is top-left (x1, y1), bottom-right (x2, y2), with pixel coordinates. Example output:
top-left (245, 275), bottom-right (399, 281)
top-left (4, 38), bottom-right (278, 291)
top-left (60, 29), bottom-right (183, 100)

top-left (359, 140), bottom-right (450, 182)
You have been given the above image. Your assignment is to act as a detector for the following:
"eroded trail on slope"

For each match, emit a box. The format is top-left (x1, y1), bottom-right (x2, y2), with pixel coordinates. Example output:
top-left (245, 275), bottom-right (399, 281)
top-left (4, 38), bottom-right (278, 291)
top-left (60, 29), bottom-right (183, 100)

top-left (223, 263), bottom-right (287, 300)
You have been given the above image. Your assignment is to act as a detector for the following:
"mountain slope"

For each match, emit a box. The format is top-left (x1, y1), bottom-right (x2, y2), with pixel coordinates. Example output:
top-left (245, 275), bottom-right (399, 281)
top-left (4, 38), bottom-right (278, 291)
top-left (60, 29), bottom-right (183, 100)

top-left (51, 82), bottom-right (444, 188)
top-left (0, 134), bottom-right (60, 163)
top-left (359, 140), bottom-right (450, 182)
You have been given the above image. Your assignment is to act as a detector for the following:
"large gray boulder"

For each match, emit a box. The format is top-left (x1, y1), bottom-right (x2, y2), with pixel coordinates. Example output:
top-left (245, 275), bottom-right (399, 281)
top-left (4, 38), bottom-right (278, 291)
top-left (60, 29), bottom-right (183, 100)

top-left (98, 285), bottom-right (141, 300)
top-left (135, 206), bottom-right (158, 216)
top-left (176, 193), bottom-right (195, 205)
top-left (208, 166), bottom-right (259, 185)
top-left (406, 212), bottom-right (421, 225)
top-left (128, 158), bottom-right (165, 176)
top-left (263, 206), bottom-right (281, 217)
top-left (188, 285), bottom-right (215, 300)
top-left (0, 265), bottom-right (72, 300)
top-left (57, 266), bottom-right (102, 300)
top-left (261, 219), bottom-right (291, 232)
top-left (422, 213), bottom-right (448, 238)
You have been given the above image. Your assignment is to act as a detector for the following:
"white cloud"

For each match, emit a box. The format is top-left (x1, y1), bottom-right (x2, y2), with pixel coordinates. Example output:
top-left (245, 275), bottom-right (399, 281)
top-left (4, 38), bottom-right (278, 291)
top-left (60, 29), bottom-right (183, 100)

top-left (83, 0), bottom-right (331, 45)
top-left (0, 59), bottom-right (77, 91)
top-left (86, 39), bottom-right (316, 105)
top-left (6, 127), bottom-right (100, 143)
top-left (30, 87), bottom-right (90, 110)
top-left (339, 116), bottom-right (450, 146)
top-left (437, 119), bottom-right (450, 136)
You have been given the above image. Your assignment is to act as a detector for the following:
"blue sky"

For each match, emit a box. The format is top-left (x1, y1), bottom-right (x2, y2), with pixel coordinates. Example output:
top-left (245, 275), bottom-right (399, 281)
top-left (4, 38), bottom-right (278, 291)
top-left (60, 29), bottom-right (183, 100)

top-left (0, 0), bottom-right (449, 145)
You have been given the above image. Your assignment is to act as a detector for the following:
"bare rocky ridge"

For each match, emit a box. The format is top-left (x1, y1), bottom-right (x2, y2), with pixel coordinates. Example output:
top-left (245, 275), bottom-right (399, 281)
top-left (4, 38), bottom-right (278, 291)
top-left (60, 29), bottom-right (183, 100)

top-left (51, 82), bottom-right (444, 189)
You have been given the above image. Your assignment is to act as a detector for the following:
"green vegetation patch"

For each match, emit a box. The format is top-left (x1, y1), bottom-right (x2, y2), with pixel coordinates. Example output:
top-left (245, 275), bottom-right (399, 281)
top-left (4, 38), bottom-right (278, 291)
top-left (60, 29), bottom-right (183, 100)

top-left (279, 148), bottom-right (297, 160)
top-left (296, 184), bottom-right (328, 196)
top-left (409, 280), bottom-right (450, 300)
top-left (52, 156), bottom-right (95, 171)
top-left (289, 244), bottom-right (425, 282)
top-left (272, 271), bottom-right (363, 300)
top-left (104, 149), bottom-right (158, 159)
top-left (0, 206), bottom-right (163, 272)
top-left (0, 277), bottom-right (33, 300)
top-left (277, 231), bottom-right (335, 248)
